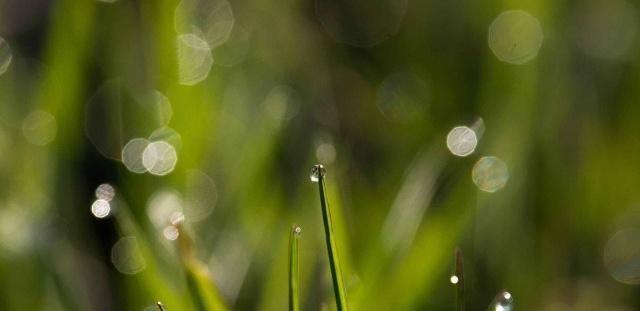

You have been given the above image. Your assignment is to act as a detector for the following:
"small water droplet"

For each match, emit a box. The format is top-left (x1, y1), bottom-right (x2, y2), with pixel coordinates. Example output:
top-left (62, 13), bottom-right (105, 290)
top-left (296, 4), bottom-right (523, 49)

top-left (91, 199), bottom-right (111, 218)
top-left (310, 164), bottom-right (326, 182)
top-left (95, 183), bottom-right (116, 201)
top-left (294, 226), bottom-right (302, 235)
top-left (163, 225), bottom-right (180, 241)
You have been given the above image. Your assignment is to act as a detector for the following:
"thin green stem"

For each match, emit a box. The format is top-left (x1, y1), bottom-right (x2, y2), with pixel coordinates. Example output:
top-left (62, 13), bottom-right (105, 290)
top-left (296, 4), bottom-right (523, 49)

top-left (315, 165), bottom-right (349, 311)
top-left (156, 302), bottom-right (166, 311)
top-left (289, 225), bottom-right (301, 311)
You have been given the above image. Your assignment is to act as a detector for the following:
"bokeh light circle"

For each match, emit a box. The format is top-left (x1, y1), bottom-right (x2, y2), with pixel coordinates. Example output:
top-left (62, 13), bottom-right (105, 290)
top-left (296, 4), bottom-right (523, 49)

top-left (177, 33), bottom-right (213, 86)
top-left (122, 138), bottom-right (150, 174)
top-left (603, 227), bottom-right (640, 284)
top-left (111, 236), bottom-right (146, 274)
top-left (472, 156), bottom-right (509, 192)
top-left (91, 199), bottom-right (111, 218)
top-left (21, 110), bottom-right (57, 146)
top-left (174, 0), bottom-right (235, 48)
top-left (446, 126), bottom-right (478, 157)
top-left (142, 141), bottom-right (178, 176)
top-left (488, 10), bottom-right (544, 64)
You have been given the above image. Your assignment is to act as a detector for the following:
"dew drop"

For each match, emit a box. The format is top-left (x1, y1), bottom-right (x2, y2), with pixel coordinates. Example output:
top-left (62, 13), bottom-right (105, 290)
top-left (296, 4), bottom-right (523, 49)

top-left (310, 164), bottom-right (326, 183)
top-left (472, 156), bottom-right (509, 193)
top-left (293, 226), bottom-right (302, 235)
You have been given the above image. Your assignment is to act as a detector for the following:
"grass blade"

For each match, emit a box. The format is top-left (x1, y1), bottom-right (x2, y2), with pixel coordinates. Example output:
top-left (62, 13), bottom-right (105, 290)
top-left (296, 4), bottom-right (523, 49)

top-left (156, 302), bottom-right (166, 311)
top-left (289, 225), bottom-right (302, 311)
top-left (312, 164), bottom-right (349, 311)
top-left (454, 248), bottom-right (465, 311)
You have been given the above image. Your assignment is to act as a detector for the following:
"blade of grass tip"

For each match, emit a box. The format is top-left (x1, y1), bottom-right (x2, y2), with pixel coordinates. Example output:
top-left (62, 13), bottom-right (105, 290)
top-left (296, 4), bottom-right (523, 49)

top-left (453, 248), bottom-right (465, 311)
top-left (289, 225), bottom-right (302, 311)
top-left (311, 164), bottom-right (349, 311)
top-left (156, 301), bottom-right (166, 311)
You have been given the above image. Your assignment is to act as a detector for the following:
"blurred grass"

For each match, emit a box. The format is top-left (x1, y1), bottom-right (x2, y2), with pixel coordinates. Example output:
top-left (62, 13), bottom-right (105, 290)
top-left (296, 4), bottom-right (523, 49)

top-left (0, 0), bottom-right (638, 310)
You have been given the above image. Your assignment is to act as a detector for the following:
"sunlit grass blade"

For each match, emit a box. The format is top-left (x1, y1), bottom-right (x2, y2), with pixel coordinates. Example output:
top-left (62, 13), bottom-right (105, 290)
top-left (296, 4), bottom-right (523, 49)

top-left (177, 225), bottom-right (229, 311)
top-left (453, 247), bottom-right (465, 311)
top-left (289, 225), bottom-right (302, 311)
top-left (156, 301), bottom-right (166, 311)
top-left (311, 164), bottom-right (349, 311)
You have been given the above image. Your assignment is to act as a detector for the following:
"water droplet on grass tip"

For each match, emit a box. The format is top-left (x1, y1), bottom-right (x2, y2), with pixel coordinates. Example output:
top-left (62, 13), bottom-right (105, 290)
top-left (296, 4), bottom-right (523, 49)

top-left (310, 164), bottom-right (326, 182)
top-left (294, 226), bottom-right (302, 235)
top-left (163, 225), bottom-right (180, 240)
top-left (450, 275), bottom-right (459, 284)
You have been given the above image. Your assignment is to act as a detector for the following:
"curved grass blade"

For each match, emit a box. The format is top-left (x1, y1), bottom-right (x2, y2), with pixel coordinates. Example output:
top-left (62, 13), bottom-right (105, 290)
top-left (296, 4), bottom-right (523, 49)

top-left (156, 302), bottom-right (166, 311)
top-left (453, 248), bottom-right (465, 311)
top-left (289, 225), bottom-right (302, 311)
top-left (311, 164), bottom-right (349, 311)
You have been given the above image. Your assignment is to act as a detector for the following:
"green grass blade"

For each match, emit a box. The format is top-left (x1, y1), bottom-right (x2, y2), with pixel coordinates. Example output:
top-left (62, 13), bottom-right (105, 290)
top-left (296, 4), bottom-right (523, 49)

top-left (312, 164), bottom-right (349, 311)
top-left (289, 225), bottom-right (302, 311)
top-left (156, 302), bottom-right (166, 311)
top-left (454, 248), bottom-right (465, 311)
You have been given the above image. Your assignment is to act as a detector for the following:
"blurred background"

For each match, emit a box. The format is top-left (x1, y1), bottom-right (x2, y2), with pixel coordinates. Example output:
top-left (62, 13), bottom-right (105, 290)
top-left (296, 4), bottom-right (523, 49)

top-left (0, 0), bottom-right (639, 310)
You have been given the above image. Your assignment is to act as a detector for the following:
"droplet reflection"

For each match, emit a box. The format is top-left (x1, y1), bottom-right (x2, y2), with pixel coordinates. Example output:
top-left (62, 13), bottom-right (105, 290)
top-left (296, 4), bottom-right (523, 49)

top-left (472, 156), bottom-right (509, 192)
top-left (603, 227), bottom-right (640, 284)
top-left (310, 164), bottom-right (326, 183)
top-left (450, 275), bottom-right (459, 284)
top-left (488, 10), bottom-right (543, 64)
